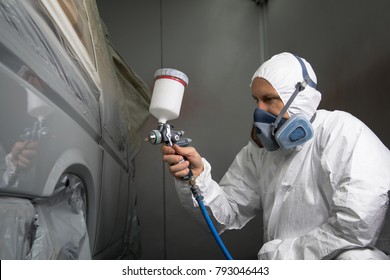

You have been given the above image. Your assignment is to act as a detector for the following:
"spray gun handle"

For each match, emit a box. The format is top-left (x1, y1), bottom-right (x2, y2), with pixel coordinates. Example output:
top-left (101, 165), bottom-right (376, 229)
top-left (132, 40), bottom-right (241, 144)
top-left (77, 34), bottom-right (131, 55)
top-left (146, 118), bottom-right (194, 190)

top-left (181, 167), bottom-right (193, 181)
top-left (175, 139), bottom-right (193, 181)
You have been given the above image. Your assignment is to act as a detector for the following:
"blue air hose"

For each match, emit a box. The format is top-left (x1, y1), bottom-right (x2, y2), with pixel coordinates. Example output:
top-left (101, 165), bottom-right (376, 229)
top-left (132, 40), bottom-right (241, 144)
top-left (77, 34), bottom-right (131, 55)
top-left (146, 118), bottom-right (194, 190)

top-left (190, 184), bottom-right (234, 260)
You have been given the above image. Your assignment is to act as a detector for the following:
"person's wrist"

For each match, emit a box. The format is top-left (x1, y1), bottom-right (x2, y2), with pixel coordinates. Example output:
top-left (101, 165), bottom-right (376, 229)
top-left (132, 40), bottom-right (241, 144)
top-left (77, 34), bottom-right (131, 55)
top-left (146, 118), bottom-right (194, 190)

top-left (11, 155), bottom-right (18, 166)
top-left (192, 164), bottom-right (204, 178)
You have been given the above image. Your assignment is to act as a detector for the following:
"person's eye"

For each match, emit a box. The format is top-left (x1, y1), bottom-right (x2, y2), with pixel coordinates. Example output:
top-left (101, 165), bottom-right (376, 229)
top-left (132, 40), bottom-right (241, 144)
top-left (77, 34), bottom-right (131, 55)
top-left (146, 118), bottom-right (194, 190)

top-left (263, 96), bottom-right (278, 103)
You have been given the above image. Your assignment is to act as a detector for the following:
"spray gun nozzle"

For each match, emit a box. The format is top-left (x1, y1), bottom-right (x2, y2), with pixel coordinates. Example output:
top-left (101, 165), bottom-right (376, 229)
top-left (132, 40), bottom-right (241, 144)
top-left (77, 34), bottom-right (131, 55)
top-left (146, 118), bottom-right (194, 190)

top-left (144, 130), bottom-right (162, 145)
top-left (145, 123), bottom-right (191, 147)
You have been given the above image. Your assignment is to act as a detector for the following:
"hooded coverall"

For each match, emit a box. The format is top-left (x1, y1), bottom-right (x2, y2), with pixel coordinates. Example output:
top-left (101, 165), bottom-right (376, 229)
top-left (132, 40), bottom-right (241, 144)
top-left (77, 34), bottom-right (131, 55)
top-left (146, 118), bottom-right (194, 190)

top-left (174, 53), bottom-right (390, 259)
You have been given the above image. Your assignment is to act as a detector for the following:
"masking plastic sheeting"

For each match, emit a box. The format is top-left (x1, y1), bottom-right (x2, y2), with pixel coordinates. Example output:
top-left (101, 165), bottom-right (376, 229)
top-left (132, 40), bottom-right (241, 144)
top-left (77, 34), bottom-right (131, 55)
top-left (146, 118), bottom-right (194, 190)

top-left (27, 174), bottom-right (90, 260)
top-left (121, 208), bottom-right (141, 259)
top-left (0, 197), bottom-right (35, 259)
top-left (0, 174), bottom-right (90, 259)
top-left (0, 0), bottom-right (151, 164)
top-left (89, 1), bottom-right (151, 166)
top-left (0, 0), bottom-right (100, 131)
top-left (58, 0), bottom-right (151, 164)
top-left (108, 42), bottom-right (151, 161)
top-left (0, 0), bottom-right (147, 258)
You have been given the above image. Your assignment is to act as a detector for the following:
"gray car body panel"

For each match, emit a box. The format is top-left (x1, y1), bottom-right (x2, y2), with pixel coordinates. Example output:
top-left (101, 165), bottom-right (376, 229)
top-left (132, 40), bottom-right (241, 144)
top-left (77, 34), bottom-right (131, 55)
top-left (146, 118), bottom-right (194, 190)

top-left (0, 0), bottom-right (150, 258)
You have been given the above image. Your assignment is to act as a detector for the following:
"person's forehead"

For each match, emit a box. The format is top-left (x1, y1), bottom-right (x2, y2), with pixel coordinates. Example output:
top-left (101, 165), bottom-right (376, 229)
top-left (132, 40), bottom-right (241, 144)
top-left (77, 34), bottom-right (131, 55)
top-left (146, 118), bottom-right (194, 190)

top-left (252, 78), bottom-right (279, 96)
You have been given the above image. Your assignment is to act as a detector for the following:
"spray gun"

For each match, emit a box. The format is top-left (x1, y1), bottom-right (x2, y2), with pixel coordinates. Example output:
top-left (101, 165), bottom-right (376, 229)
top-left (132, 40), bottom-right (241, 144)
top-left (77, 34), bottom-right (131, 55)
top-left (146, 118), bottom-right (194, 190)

top-left (19, 67), bottom-right (51, 143)
top-left (144, 68), bottom-right (233, 260)
top-left (20, 120), bottom-right (49, 142)
top-left (144, 68), bottom-right (193, 180)
top-left (7, 87), bottom-right (52, 186)
top-left (145, 123), bottom-right (191, 148)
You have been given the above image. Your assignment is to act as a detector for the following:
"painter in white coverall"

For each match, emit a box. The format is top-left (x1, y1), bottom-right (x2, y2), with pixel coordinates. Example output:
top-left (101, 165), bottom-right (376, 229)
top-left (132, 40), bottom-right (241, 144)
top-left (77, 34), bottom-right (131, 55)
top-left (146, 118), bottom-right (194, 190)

top-left (161, 52), bottom-right (390, 260)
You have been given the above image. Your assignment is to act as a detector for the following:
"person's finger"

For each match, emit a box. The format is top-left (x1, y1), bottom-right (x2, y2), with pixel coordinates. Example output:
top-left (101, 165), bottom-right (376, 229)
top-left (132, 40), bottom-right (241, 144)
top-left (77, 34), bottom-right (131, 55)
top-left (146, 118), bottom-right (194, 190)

top-left (172, 167), bottom-right (192, 179)
top-left (20, 149), bottom-right (37, 159)
top-left (160, 144), bottom-right (176, 155)
top-left (25, 141), bottom-right (39, 149)
top-left (11, 141), bottom-right (27, 157)
top-left (169, 160), bottom-right (189, 173)
top-left (162, 154), bottom-right (183, 165)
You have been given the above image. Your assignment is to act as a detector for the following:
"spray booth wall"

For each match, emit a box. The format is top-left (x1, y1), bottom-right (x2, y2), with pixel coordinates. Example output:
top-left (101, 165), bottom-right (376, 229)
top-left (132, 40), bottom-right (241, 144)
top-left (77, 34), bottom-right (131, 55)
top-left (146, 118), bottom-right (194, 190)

top-left (97, 0), bottom-right (390, 259)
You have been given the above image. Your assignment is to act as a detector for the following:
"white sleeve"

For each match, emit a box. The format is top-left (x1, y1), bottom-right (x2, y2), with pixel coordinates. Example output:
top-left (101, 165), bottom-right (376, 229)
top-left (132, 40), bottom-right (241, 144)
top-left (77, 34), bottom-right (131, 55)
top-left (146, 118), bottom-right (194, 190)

top-left (2, 153), bottom-right (18, 187)
top-left (174, 143), bottom-right (262, 233)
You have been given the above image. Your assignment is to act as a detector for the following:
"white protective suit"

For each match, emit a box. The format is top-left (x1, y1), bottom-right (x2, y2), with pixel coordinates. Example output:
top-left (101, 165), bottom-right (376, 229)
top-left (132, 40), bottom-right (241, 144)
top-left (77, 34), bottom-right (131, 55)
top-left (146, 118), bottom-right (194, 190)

top-left (174, 53), bottom-right (390, 259)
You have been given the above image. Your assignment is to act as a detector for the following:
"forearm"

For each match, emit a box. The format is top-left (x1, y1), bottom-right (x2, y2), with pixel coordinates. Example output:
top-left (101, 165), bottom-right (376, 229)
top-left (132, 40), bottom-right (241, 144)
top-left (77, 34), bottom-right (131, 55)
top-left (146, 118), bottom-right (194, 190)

top-left (174, 158), bottom-right (229, 233)
top-left (175, 155), bottom-right (261, 232)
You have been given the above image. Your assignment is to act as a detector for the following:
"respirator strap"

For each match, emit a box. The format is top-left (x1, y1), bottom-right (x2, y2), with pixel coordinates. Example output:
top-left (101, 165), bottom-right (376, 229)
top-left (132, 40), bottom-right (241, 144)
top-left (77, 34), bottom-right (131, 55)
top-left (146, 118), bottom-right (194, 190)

top-left (295, 55), bottom-right (317, 89)
top-left (272, 55), bottom-right (317, 134)
top-left (272, 82), bottom-right (305, 135)
top-left (310, 112), bottom-right (317, 123)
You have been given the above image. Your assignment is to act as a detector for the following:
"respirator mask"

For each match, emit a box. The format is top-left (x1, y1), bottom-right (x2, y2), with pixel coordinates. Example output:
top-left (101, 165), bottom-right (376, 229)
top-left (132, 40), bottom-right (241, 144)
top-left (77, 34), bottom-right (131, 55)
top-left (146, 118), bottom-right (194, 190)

top-left (252, 55), bottom-right (317, 151)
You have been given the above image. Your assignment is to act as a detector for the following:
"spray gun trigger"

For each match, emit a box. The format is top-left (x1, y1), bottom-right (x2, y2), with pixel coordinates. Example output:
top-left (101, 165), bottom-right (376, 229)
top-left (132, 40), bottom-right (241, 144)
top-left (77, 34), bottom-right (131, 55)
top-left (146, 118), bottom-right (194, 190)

top-left (165, 124), bottom-right (173, 146)
top-left (182, 168), bottom-right (193, 181)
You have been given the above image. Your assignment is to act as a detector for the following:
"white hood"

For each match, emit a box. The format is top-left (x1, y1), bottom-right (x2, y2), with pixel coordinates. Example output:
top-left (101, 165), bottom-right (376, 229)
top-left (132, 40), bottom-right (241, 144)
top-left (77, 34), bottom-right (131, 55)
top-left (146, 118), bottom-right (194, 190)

top-left (251, 52), bottom-right (322, 120)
